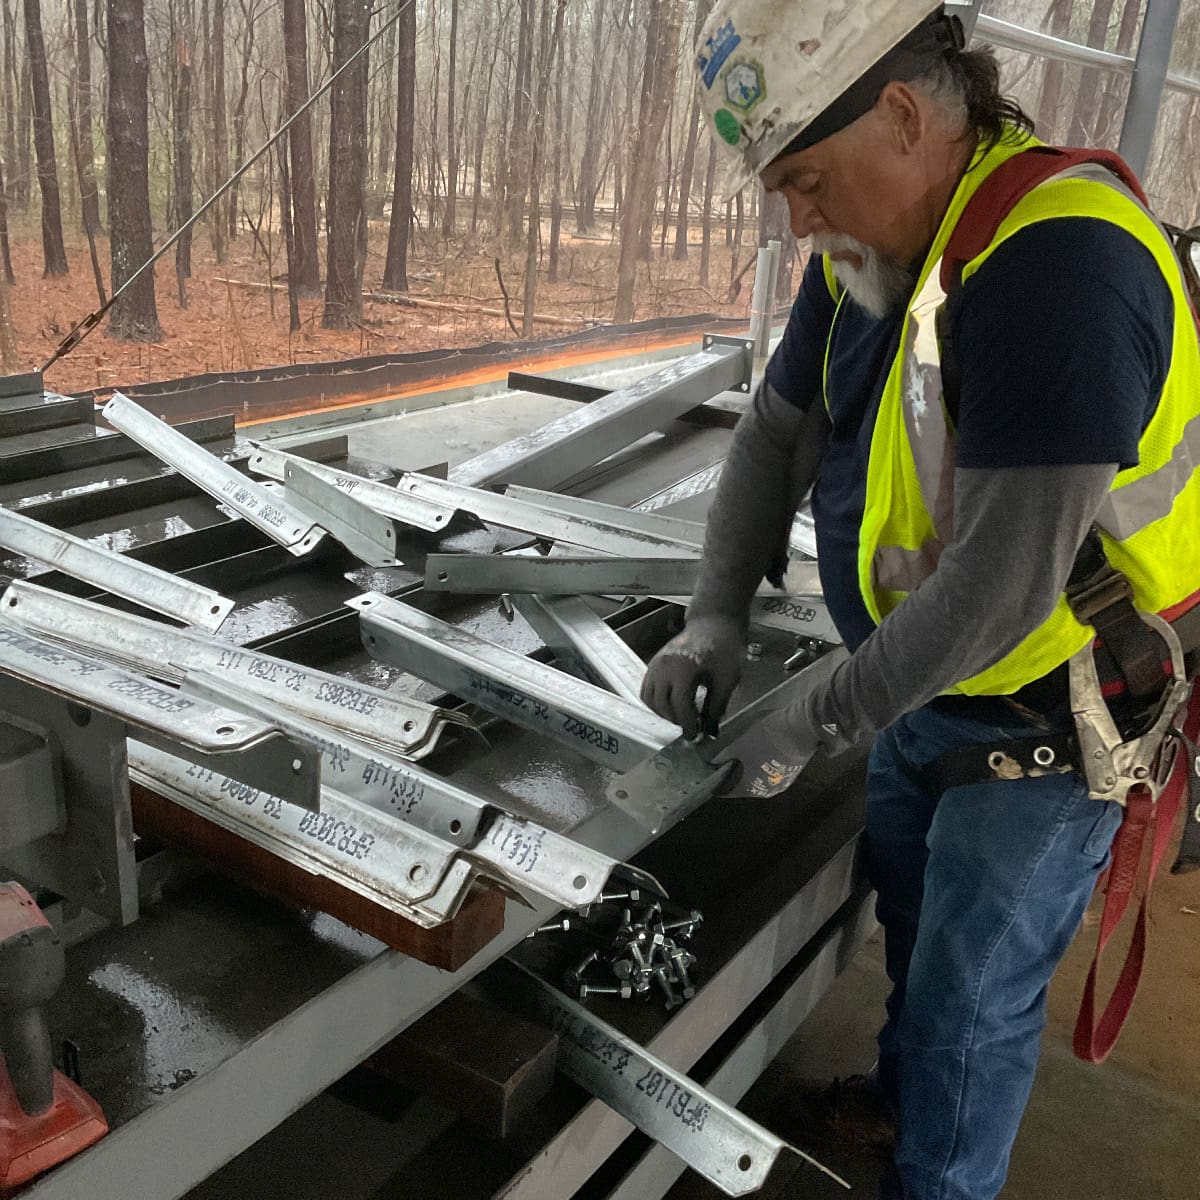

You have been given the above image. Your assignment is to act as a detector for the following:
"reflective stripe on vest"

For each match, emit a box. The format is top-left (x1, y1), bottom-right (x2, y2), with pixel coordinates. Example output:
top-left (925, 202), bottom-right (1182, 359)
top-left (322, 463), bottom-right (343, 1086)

top-left (847, 136), bottom-right (1200, 696)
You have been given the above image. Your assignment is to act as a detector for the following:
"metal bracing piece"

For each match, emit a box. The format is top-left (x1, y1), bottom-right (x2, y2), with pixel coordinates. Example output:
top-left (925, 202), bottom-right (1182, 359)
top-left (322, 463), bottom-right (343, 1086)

top-left (0, 505), bottom-right (234, 632)
top-left (423, 553), bottom-right (822, 601)
top-left (350, 592), bottom-right (681, 771)
top-left (103, 393), bottom-right (326, 556)
top-left (510, 594), bottom-right (648, 703)
top-left (504, 486), bottom-right (707, 548)
top-left (492, 961), bottom-right (846, 1197)
top-left (129, 743), bottom-right (469, 925)
top-left (0, 624), bottom-right (321, 810)
top-left (1118, 0), bottom-right (1184, 175)
top-left (450, 339), bottom-right (753, 491)
top-left (247, 444), bottom-right (453, 532)
top-left (279, 459), bottom-right (400, 567)
top-left (0, 580), bottom-right (465, 761)
top-left (178, 666), bottom-right (666, 911)
top-left (395, 473), bottom-right (701, 557)
top-left (606, 647), bottom-right (850, 833)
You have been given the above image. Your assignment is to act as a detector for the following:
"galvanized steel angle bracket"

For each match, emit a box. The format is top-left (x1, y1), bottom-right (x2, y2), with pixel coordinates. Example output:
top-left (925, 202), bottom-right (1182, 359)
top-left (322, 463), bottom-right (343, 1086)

top-left (0, 622), bottom-right (322, 811)
top-left (128, 743), bottom-right (467, 922)
top-left (175, 666), bottom-right (655, 910)
top-left (0, 505), bottom-right (234, 633)
top-left (103, 393), bottom-right (326, 556)
top-left (491, 961), bottom-right (846, 1196)
top-left (280, 459), bottom-right (401, 567)
top-left (0, 580), bottom-right (462, 763)
top-left (349, 591), bottom-right (681, 771)
top-left (700, 333), bottom-right (755, 394)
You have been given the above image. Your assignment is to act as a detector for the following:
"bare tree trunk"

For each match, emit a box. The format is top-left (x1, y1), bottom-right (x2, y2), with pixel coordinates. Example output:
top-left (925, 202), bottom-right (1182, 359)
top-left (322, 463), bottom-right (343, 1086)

top-left (441, 0), bottom-right (458, 238)
top-left (504, 0), bottom-right (534, 243)
top-left (23, 0), bottom-right (68, 276)
top-left (276, 110), bottom-right (300, 333)
top-left (382, 0), bottom-right (415, 290)
top-left (727, 188), bottom-right (744, 299)
top-left (1037, 0), bottom-right (1072, 142)
top-left (0, 254), bottom-right (16, 368)
top-left (0, 153), bottom-right (12, 284)
top-left (547, 5), bottom-right (565, 283)
top-left (2, 0), bottom-right (19, 210)
top-left (1068, 0), bottom-right (1117, 146)
top-left (107, 0), bottom-right (162, 340)
top-left (673, 0), bottom-right (712, 261)
top-left (1096, 0), bottom-right (1141, 144)
top-left (172, 12), bottom-right (194, 298)
top-left (522, 0), bottom-right (565, 337)
top-left (470, 0), bottom-right (497, 234)
top-left (73, 0), bottom-right (101, 233)
top-left (698, 138), bottom-right (716, 289)
top-left (210, 0), bottom-right (227, 262)
top-left (613, 0), bottom-right (682, 323)
top-left (575, 0), bottom-right (605, 232)
top-left (16, 31), bottom-right (33, 207)
top-left (229, 0), bottom-right (256, 240)
top-left (323, 0), bottom-right (369, 328)
top-left (282, 0), bottom-right (320, 295)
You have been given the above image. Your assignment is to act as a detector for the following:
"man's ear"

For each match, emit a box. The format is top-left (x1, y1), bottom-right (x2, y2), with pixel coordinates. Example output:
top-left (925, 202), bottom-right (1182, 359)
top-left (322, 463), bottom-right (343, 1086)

top-left (878, 80), bottom-right (924, 154)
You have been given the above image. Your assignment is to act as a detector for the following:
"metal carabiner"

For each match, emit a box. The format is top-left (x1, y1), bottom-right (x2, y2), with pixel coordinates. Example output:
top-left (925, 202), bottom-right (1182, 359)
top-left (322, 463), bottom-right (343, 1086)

top-left (1069, 612), bottom-right (1192, 805)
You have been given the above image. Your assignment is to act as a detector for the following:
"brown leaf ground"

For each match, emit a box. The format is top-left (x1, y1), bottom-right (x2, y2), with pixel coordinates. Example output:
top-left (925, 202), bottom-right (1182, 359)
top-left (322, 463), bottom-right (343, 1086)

top-left (3, 210), bottom-right (771, 396)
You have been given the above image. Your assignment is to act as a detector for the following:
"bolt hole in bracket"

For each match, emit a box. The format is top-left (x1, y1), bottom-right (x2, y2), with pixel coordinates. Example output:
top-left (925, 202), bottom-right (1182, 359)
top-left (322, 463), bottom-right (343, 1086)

top-left (702, 333), bottom-right (755, 394)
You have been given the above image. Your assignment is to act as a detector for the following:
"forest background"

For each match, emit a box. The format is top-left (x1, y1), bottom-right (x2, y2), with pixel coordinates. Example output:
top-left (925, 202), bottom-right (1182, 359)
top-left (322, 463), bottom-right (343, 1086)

top-left (2, 0), bottom-right (1200, 396)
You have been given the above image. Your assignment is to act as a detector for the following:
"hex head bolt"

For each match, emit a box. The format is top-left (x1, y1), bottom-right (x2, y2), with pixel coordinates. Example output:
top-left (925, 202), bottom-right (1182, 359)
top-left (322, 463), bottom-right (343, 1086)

top-left (598, 888), bottom-right (641, 904)
top-left (669, 949), bottom-right (696, 1000)
top-left (579, 982), bottom-right (633, 1001)
top-left (652, 967), bottom-right (681, 1011)
top-left (526, 918), bottom-right (571, 939)
top-left (565, 950), bottom-right (600, 985)
top-left (658, 911), bottom-right (703, 937)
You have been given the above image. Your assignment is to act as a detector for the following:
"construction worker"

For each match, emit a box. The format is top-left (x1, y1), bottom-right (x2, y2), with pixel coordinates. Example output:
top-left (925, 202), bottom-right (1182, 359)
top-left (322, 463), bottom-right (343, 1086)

top-left (640, 2), bottom-right (1200, 1198)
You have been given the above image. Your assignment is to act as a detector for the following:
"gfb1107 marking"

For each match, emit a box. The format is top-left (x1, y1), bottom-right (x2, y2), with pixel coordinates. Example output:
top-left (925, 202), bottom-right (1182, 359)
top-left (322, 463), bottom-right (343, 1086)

top-left (297, 809), bottom-right (375, 861)
top-left (361, 758), bottom-right (423, 817)
top-left (634, 1067), bottom-right (712, 1131)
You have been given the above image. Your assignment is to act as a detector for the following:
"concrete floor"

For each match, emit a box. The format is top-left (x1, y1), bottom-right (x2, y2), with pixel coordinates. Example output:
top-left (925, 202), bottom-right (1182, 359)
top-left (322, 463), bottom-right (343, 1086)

top-left (186, 863), bottom-right (1198, 1200)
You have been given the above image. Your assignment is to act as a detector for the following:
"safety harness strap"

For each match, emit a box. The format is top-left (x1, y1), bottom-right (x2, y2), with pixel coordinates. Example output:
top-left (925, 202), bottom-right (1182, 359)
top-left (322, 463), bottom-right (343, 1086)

top-left (1073, 679), bottom-right (1200, 1062)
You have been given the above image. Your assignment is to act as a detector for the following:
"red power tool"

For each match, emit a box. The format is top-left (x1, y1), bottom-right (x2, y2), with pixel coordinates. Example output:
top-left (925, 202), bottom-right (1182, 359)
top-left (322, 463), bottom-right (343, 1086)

top-left (0, 883), bottom-right (106, 1195)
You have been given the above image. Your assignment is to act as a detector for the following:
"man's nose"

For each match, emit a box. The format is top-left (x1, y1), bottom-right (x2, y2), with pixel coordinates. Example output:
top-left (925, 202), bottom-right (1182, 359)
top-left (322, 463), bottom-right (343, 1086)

top-left (783, 189), bottom-right (824, 240)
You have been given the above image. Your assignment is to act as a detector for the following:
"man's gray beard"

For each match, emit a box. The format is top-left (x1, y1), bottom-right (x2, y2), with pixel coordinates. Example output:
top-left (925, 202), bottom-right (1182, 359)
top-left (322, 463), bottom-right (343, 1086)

top-left (811, 234), bottom-right (913, 318)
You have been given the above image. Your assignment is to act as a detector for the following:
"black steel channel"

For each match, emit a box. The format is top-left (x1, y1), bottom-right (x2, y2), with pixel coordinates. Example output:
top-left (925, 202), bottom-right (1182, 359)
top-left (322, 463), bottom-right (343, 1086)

top-left (0, 393), bottom-right (94, 438)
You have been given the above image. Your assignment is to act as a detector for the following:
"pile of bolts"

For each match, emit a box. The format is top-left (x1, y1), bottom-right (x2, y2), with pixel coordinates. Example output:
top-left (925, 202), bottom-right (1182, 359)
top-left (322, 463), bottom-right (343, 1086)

top-left (527, 889), bottom-right (703, 1011)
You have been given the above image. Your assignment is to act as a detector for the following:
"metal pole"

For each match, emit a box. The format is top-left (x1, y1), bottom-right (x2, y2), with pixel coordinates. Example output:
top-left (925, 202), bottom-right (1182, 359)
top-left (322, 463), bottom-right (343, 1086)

top-left (1118, 0), bottom-right (1183, 177)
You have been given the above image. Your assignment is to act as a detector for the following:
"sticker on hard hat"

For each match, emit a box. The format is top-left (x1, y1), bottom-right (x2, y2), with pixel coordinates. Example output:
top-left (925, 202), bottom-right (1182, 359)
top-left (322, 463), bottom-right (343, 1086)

top-left (713, 108), bottom-right (741, 146)
top-left (697, 18), bottom-right (740, 89)
top-left (723, 60), bottom-right (765, 114)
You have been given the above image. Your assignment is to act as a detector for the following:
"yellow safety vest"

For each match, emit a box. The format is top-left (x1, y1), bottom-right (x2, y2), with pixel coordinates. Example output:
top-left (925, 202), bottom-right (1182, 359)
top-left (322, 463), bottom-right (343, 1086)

top-left (823, 133), bottom-right (1200, 697)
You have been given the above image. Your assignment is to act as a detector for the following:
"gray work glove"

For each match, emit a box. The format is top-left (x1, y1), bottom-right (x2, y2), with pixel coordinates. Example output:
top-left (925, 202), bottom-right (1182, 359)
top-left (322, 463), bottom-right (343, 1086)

top-left (640, 615), bottom-right (745, 739)
top-left (713, 705), bottom-right (819, 799)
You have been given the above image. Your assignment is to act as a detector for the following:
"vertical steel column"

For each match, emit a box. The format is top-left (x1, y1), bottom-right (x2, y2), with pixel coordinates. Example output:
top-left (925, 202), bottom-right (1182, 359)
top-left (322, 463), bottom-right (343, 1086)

top-left (1118, 0), bottom-right (1183, 177)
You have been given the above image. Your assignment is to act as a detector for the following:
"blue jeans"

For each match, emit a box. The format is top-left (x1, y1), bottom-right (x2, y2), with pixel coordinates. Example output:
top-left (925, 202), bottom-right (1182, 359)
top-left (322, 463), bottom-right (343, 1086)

top-left (867, 701), bottom-right (1123, 1200)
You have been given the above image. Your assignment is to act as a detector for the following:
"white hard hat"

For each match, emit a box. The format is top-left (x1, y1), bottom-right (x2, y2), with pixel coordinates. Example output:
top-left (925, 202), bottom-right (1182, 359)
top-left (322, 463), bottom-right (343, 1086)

top-left (695, 0), bottom-right (964, 195)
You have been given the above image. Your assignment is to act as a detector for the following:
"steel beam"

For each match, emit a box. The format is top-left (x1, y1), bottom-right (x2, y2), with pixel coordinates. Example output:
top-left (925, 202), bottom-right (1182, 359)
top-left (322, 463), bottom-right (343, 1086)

top-left (248, 444), bottom-right (453, 532)
top-left (103, 393), bottom-right (326, 556)
top-left (396, 474), bottom-right (702, 557)
top-left (450, 339), bottom-right (752, 490)
top-left (349, 592), bottom-right (681, 771)
top-left (0, 624), bottom-right (321, 809)
top-left (493, 962), bottom-right (845, 1197)
top-left (0, 580), bottom-right (463, 761)
top-left (0, 505), bottom-right (234, 632)
top-left (511, 593), bottom-right (648, 702)
top-left (505, 485), bottom-right (707, 546)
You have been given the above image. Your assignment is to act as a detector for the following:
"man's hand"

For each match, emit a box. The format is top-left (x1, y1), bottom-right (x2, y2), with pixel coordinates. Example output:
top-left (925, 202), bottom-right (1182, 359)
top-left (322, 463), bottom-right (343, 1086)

top-left (713, 706), bottom-right (818, 798)
top-left (640, 616), bottom-right (745, 739)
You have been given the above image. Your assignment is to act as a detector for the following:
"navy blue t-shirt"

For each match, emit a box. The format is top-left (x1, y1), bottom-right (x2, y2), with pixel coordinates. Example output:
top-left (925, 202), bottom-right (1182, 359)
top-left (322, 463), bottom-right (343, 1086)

top-left (765, 218), bottom-right (1174, 650)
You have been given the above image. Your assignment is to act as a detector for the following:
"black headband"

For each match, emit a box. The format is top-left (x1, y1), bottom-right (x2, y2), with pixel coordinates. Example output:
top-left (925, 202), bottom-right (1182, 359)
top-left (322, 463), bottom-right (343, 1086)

top-left (773, 10), bottom-right (966, 159)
